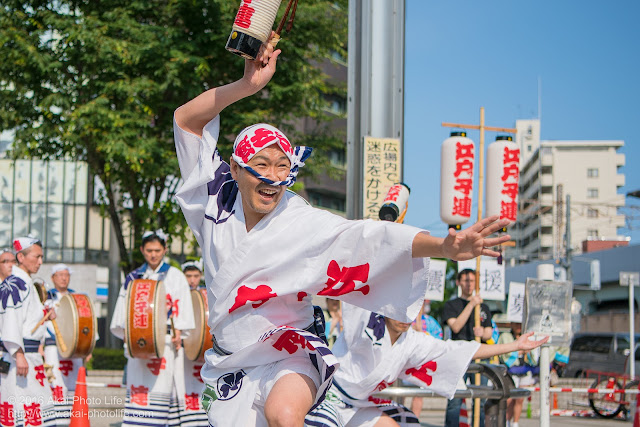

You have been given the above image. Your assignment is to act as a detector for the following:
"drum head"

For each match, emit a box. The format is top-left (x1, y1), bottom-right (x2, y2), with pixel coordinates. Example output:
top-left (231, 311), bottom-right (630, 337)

top-left (183, 290), bottom-right (206, 361)
top-left (56, 294), bottom-right (78, 358)
top-left (33, 281), bottom-right (47, 304)
top-left (153, 280), bottom-right (167, 358)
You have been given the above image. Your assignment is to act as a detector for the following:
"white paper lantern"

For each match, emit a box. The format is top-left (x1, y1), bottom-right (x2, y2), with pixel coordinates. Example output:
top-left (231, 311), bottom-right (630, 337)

top-left (440, 132), bottom-right (475, 226)
top-left (226, 0), bottom-right (283, 60)
top-left (379, 183), bottom-right (410, 222)
top-left (486, 135), bottom-right (520, 222)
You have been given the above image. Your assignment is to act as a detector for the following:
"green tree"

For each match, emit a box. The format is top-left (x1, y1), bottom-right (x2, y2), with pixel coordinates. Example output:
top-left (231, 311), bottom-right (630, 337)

top-left (0, 0), bottom-right (347, 271)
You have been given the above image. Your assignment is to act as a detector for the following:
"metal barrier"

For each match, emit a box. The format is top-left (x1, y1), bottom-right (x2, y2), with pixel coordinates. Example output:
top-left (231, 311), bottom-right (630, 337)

top-left (375, 363), bottom-right (531, 427)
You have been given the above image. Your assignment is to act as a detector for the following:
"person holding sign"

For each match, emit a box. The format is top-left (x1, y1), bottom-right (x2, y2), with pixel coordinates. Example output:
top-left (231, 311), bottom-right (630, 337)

top-left (442, 268), bottom-right (493, 427)
top-left (173, 34), bottom-right (512, 426)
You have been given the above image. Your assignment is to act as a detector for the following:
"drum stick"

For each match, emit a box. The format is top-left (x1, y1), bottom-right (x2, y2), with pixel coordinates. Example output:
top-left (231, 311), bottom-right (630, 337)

top-left (170, 317), bottom-right (177, 338)
top-left (30, 309), bottom-right (54, 334)
top-left (51, 319), bottom-right (68, 354)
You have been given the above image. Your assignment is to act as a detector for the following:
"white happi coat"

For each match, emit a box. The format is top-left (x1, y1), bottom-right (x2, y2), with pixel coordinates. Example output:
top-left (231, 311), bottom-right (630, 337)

top-left (305, 304), bottom-right (479, 427)
top-left (174, 114), bottom-right (430, 425)
top-left (110, 262), bottom-right (195, 427)
top-left (0, 266), bottom-right (56, 427)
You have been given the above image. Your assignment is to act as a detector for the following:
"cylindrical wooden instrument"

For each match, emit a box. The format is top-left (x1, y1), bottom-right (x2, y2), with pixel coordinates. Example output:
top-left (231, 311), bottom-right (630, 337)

top-left (55, 293), bottom-right (97, 359)
top-left (183, 289), bottom-right (213, 362)
top-left (125, 279), bottom-right (167, 359)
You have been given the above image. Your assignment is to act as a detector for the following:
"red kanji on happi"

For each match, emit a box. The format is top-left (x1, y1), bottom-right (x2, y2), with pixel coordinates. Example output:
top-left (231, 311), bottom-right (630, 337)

top-left (23, 402), bottom-right (42, 426)
top-left (368, 381), bottom-right (392, 405)
top-left (234, 0), bottom-right (255, 29)
top-left (59, 360), bottom-right (73, 376)
top-left (228, 284), bottom-right (277, 313)
top-left (297, 292), bottom-right (307, 302)
top-left (272, 330), bottom-right (315, 354)
top-left (405, 360), bottom-right (438, 386)
top-left (51, 385), bottom-right (65, 402)
top-left (131, 385), bottom-right (150, 406)
top-left (185, 393), bottom-right (200, 411)
top-left (146, 357), bottom-right (166, 376)
top-left (318, 260), bottom-right (370, 297)
top-left (34, 365), bottom-right (46, 387)
top-left (166, 295), bottom-right (180, 318)
top-left (0, 401), bottom-right (15, 426)
top-left (193, 364), bottom-right (204, 383)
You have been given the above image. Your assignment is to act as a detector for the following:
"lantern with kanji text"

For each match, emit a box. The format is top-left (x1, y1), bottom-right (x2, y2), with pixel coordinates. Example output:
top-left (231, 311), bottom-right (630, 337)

top-left (226, 0), bottom-right (283, 60)
top-left (440, 131), bottom-right (475, 227)
top-left (486, 135), bottom-right (520, 223)
top-left (379, 183), bottom-right (410, 223)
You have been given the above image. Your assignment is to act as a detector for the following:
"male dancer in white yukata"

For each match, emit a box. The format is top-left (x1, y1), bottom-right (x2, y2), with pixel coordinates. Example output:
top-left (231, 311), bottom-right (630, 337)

top-left (0, 238), bottom-right (57, 427)
top-left (173, 34), bottom-right (512, 427)
top-left (304, 303), bottom-right (547, 426)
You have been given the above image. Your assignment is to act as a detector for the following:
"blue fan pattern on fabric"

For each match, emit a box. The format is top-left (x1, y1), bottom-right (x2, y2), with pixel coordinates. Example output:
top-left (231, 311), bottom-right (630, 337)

top-left (0, 275), bottom-right (27, 310)
top-left (365, 312), bottom-right (386, 342)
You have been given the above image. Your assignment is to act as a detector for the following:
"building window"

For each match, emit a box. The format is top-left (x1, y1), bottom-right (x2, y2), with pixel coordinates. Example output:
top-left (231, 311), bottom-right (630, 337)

top-left (587, 168), bottom-right (599, 178)
top-left (587, 188), bottom-right (598, 199)
top-left (329, 150), bottom-right (346, 168)
top-left (587, 208), bottom-right (599, 218)
top-left (0, 159), bottom-right (90, 263)
top-left (307, 191), bottom-right (345, 213)
top-left (588, 229), bottom-right (599, 238)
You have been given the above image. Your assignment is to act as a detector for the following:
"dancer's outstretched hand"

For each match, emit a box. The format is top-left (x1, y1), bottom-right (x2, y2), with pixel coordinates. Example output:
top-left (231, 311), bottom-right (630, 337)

top-left (441, 215), bottom-right (511, 261)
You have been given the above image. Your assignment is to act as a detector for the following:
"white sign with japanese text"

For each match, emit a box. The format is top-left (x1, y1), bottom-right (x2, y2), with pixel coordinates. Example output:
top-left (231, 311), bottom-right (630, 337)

top-left (458, 257), bottom-right (505, 301)
top-left (424, 259), bottom-right (446, 302)
top-left (362, 137), bottom-right (402, 220)
top-left (506, 282), bottom-right (525, 323)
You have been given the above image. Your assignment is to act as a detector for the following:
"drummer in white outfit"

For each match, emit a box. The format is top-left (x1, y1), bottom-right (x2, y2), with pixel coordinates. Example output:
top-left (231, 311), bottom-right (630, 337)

top-left (176, 259), bottom-right (209, 426)
top-left (110, 230), bottom-right (195, 427)
top-left (0, 237), bottom-right (56, 427)
top-left (43, 263), bottom-right (89, 425)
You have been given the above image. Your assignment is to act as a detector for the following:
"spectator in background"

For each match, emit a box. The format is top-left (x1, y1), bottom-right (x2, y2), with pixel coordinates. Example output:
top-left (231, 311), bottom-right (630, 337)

top-left (410, 299), bottom-right (443, 416)
top-left (442, 268), bottom-right (493, 427)
top-left (498, 322), bottom-right (540, 427)
top-left (325, 298), bottom-right (343, 348)
top-left (0, 248), bottom-right (15, 281)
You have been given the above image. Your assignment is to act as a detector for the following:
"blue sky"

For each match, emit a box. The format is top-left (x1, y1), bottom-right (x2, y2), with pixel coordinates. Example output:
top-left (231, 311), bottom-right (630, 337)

top-left (403, 0), bottom-right (640, 247)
